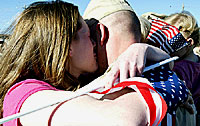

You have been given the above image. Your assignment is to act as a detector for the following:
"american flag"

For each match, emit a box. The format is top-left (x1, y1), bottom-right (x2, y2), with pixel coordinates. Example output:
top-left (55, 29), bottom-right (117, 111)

top-left (91, 77), bottom-right (167, 126)
top-left (91, 64), bottom-right (189, 126)
top-left (142, 63), bottom-right (189, 115)
top-left (146, 19), bottom-right (189, 54)
top-left (143, 64), bottom-right (189, 126)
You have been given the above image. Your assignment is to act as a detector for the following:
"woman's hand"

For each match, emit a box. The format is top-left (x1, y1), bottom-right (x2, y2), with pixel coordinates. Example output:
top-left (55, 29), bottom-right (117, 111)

top-left (103, 43), bottom-right (170, 89)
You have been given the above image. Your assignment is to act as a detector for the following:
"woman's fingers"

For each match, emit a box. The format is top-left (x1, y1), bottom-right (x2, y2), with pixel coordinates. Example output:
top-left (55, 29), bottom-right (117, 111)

top-left (104, 64), bottom-right (119, 90)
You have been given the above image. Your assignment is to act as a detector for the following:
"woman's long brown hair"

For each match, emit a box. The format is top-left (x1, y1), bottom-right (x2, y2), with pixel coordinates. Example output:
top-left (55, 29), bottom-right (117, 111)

top-left (0, 0), bottom-right (81, 118)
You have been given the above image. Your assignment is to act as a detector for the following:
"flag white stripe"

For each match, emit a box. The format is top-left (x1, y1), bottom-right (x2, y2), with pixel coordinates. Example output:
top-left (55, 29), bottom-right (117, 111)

top-left (150, 89), bottom-right (163, 126)
top-left (128, 84), bottom-right (151, 125)
top-left (148, 28), bottom-right (173, 53)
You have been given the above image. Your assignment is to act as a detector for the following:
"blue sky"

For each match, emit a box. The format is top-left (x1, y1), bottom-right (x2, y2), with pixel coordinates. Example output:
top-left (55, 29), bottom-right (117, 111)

top-left (0, 0), bottom-right (199, 33)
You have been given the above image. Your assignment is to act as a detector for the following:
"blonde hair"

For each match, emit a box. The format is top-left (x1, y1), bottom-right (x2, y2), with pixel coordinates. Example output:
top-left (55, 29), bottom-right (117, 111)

top-left (141, 11), bottom-right (200, 49)
top-left (0, 34), bottom-right (9, 57)
top-left (164, 12), bottom-right (198, 40)
top-left (165, 12), bottom-right (200, 56)
top-left (140, 12), bottom-right (168, 43)
top-left (0, 0), bottom-right (81, 115)
top-left (141, 12), bottom-right (167, 21)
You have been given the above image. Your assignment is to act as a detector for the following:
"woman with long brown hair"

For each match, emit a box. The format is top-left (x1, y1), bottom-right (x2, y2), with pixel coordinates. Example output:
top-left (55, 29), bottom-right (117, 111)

top-left (0, 0), bottom-right (99, 125)
top-left (0, 0), bottom-right (153, 126)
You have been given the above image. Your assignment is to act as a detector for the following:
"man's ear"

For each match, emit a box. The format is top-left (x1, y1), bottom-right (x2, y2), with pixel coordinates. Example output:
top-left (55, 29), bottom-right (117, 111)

top-left (187, 38), bottom-right (194, 46)
top-left (96, 23), bottom-right (108, 46)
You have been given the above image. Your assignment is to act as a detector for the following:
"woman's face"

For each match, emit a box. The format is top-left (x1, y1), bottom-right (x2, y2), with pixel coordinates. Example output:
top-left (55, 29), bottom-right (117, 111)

top-left (69, 16), bottom-right (98, 78)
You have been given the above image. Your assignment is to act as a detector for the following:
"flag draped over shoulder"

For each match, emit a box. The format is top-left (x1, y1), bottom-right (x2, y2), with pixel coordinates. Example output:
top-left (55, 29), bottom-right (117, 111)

top-left (91, 77), bottom-right (167, 126)
top-left (146, 19), bottom-right (189, 54)
top-left (91, 64), bottom-right (189, 126)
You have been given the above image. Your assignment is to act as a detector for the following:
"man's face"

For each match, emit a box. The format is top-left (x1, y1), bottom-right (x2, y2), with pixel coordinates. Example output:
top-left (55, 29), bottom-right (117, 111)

top-left (86, 19), bottom-right (108, 74)
top-left (96, 28), bottom-right (108, 74)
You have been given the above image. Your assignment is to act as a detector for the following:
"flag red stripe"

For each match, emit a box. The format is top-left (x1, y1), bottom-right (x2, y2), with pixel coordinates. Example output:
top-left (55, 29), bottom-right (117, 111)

top-left (157, 92), bottom-right (168, 125)
top-left (148, 27), bottom-right (173, 53)
top-left (162, 25), bottom-right (178, 39)
top-left (91, 81), bottom-right (167, 126)
top-left (136, 85), bottom-right (157, 126)
top-left (116, 81), bottom-right (167, 126)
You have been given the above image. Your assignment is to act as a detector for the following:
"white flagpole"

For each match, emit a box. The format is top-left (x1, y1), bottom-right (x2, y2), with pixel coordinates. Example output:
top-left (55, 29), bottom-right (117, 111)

top-left (0, 56), bottom-right (179, 124)
top-left (143, 56), bottom-right (179, 72)
top-left (0, 78), bottom-right (105, 124)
